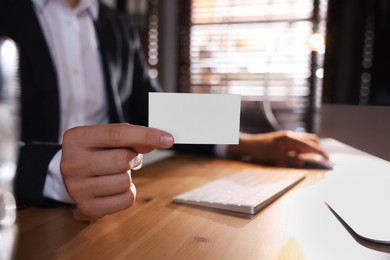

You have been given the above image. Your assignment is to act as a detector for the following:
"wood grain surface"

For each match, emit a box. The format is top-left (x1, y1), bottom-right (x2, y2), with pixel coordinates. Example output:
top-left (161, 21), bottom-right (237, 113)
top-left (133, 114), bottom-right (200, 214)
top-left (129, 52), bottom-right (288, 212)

top-left (14, 154), bottom-right (390, 260)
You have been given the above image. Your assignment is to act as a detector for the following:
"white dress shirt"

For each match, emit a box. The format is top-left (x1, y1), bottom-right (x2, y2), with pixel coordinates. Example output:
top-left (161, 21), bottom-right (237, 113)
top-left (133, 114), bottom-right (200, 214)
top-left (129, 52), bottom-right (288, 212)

top-left (32, 0), bottom-right (107, 203)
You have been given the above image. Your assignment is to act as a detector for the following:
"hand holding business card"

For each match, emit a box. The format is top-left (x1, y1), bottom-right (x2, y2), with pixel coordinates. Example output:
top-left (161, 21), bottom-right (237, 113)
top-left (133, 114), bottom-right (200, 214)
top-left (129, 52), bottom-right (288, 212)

top-left (149, 93), bottom-right (241, 144)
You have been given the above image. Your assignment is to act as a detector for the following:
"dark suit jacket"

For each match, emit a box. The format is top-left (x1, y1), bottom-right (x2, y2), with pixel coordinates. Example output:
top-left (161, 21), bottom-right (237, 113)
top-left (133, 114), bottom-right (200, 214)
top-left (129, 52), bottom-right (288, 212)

top-left (0, 0), bottom-right (214, 207)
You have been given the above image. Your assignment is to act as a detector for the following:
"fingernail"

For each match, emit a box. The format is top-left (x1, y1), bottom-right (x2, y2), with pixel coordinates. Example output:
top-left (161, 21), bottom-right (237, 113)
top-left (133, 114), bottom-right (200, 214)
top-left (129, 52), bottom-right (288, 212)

top-left (160, 134), bottom-right (174, 146)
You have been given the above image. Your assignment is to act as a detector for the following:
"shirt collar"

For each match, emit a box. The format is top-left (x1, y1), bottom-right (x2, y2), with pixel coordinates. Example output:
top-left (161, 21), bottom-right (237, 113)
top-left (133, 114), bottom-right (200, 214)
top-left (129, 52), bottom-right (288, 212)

top-left (31, 0), bottom-right (99, 21)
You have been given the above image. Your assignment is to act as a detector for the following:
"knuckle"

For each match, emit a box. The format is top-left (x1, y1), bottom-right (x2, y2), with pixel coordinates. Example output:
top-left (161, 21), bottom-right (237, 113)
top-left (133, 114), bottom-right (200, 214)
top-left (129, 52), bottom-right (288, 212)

top-left (119, 174), bottom-right (131, 191)
top-left (59, 161), bottom-right (71, 176)
top-left (64, 182), bottom-right (84, 200)
top-left (112, 173), bottom-right (131, 193)
top-left (277, 131), bottom-right (292, 142)
top-left (280, 130), bottom-right (291, 137)
top-left (114, 150), bottom-right (133, 171)
top-left (123, 192), bottom-right (135, 208)
top-left (77, 202), bottom-right (100, 218)
top-left (144, 127), bottom-right (158, 145)
top-left (60, 161), bottom-right (72, 175)
top-left (60, 159), bottom-right (84, 177)
top-left (107, 125), bottom-right (124, 143)
top-left (63, 126), bottom-right (83, 143)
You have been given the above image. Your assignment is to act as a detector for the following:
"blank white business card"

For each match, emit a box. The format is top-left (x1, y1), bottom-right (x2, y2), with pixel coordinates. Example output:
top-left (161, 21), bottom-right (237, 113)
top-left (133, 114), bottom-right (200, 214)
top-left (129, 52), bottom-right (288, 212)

top-left (149, 93), bottom-right (241, 144)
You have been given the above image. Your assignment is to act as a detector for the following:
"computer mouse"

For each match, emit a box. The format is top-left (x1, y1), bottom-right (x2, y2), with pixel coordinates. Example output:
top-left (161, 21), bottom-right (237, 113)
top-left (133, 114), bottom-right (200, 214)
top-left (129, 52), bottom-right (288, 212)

top-left (298, 153), bottom-right (335, 169)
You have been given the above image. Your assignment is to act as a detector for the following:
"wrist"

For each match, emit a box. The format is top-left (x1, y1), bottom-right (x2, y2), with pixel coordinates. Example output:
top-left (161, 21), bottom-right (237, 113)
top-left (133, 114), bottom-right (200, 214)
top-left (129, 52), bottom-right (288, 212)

top-left (227, 134), bottom-right (252, 158)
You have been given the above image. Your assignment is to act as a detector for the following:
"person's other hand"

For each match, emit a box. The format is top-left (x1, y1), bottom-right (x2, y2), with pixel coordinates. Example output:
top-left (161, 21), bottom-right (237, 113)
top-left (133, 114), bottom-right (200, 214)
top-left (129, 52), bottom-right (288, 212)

top-left (227, 130), bottom-right (329, 168)
top-left (60, 123), bottom-right (174, 219)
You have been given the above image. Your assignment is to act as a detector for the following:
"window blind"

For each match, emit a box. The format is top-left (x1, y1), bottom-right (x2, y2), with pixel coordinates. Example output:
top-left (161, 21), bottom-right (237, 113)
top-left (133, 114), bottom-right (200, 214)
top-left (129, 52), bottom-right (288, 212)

top-left (179, 0), bottom-right (327, 133)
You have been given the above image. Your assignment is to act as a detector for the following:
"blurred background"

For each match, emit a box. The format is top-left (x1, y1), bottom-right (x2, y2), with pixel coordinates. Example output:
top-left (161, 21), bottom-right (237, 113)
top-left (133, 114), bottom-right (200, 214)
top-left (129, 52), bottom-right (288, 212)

top-left (103, 0), bottom-right (390, 157)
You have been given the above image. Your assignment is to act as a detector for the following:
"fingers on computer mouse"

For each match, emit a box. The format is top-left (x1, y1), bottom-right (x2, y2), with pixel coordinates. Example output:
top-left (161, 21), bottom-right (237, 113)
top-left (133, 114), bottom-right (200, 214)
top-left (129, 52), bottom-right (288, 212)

top-left (298, 153), bottom-right (335, 169)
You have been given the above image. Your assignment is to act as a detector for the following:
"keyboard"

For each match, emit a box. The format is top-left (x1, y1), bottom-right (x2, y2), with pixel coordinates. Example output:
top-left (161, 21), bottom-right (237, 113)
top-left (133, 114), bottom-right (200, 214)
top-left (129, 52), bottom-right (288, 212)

top-left (173, 169), bottom-right (305, 214)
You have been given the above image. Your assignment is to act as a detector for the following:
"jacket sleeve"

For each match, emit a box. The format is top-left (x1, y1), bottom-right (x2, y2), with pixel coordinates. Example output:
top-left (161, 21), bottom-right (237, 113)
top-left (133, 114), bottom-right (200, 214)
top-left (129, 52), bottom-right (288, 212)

top-left (15, 142), bottom-right (69, 207)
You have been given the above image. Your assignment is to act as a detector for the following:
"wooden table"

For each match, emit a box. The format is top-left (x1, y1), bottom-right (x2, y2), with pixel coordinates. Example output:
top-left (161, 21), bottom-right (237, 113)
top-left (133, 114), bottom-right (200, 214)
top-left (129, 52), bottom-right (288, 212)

top-left (14, 150), bottom-right (390, 259)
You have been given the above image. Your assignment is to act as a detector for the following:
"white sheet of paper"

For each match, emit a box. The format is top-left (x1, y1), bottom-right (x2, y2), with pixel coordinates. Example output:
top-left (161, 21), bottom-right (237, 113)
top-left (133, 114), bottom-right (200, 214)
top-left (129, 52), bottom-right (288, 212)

top-left (149, 93), bottom-right (241, 144)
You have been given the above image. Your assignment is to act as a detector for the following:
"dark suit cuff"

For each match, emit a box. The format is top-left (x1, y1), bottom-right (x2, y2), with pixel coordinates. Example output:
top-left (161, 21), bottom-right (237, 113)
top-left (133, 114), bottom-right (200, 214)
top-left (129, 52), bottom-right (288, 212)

top-left (15, 142), bottom-right (65, 207)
